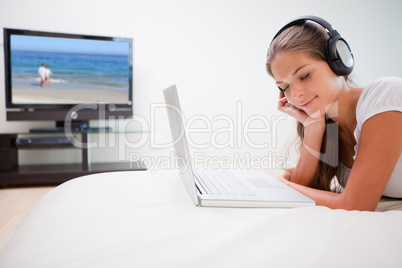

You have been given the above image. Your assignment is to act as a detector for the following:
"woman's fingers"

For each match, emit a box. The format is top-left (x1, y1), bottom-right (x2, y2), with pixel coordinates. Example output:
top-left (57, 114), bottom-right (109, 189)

top-left (278, 101), bottom-right (309, 123)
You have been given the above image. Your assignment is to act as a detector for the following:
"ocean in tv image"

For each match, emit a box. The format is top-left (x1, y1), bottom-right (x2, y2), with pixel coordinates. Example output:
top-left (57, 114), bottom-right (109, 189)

top-left (10, 34), bottom-right (131, 104)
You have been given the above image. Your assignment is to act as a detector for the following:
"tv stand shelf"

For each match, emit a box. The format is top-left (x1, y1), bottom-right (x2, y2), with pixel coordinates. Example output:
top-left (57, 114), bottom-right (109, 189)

top-left (0, 132), bottom-right (145, 187)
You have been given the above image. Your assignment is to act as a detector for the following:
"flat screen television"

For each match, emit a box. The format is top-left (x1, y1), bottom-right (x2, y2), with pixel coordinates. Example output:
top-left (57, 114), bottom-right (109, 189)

top-left (3, 28), bottom-right (133, 131)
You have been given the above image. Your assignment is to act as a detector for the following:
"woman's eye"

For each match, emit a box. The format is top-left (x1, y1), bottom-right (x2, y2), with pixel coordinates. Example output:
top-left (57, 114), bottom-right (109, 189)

top-left (300, 73), bottom-right (310, 81)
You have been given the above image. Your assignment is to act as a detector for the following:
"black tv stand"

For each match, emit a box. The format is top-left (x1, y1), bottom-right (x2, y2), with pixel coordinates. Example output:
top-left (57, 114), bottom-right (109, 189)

top-left (56, 120), bottom-right (89, 131)
top-left (29, 126), bottom-right (112, 133)
top-left (29, 127), bottom-right (67, 133)
top-left (0, 132), bottom-right (145, 187)
top-left (30, 120), bottom-right (112, 133)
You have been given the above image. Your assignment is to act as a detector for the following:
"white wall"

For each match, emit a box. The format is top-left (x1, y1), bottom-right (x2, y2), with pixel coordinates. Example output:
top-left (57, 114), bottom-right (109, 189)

top-left (0, 0), bottom-right (401, 170)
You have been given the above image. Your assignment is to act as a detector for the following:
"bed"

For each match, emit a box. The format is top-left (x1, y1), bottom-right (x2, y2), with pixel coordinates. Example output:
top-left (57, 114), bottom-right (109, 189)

top-left (1, 170), bottom-right (401, 268)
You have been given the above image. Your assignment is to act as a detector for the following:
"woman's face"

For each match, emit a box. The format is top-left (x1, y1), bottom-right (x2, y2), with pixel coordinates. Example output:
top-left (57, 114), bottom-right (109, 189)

top-left (271, 50), bottom-right (344, 116)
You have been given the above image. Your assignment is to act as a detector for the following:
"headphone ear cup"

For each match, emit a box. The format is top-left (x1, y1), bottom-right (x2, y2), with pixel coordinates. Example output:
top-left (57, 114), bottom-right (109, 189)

top-left (325, 37), bottom-right (354, 76)
top-left (336, 39), bottom-right (354, 69)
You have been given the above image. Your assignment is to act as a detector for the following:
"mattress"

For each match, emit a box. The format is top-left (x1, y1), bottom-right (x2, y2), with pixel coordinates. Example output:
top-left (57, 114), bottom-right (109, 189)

top-left (0, 170), bottom-right (401, 268)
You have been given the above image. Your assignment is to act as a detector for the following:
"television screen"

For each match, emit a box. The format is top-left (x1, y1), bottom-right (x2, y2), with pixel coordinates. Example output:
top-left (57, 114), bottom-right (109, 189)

top-left (5, 29), bottom-right (133, 107)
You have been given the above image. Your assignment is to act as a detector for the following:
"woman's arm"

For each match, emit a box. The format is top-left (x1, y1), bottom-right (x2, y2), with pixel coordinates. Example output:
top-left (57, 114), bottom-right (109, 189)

top-left (278, 111), bottom-right (402, 211)
top-left (278, 92), bottom-right (325, 186)
top-left (289, 122), bottom-right (325, 186)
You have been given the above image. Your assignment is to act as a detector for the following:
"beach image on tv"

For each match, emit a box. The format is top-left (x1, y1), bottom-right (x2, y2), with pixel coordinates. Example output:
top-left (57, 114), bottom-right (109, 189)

top-left (10, 34), bottom-right (131, 104)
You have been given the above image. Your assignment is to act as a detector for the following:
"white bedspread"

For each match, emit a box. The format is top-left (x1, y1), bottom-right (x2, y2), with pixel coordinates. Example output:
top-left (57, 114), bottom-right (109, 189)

top-left (1, 170), bottom-right (402, 268)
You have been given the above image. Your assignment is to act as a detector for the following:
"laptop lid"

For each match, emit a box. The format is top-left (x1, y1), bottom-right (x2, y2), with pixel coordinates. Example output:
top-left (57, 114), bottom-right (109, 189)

top-left (164, 85), bottom-right (199, 205)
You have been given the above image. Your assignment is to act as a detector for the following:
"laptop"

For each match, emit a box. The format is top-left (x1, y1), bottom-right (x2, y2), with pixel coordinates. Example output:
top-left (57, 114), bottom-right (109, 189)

top-left (163, 85), bottom-right (315, 208)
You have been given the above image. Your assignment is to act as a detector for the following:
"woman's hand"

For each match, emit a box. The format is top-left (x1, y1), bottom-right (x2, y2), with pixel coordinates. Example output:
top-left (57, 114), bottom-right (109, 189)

top-left (278, 91), bottom-right (309, 124)
top-left (276, 168), bottom-right (294, 186)
top-left (277, 92), bottom-right (325, 131)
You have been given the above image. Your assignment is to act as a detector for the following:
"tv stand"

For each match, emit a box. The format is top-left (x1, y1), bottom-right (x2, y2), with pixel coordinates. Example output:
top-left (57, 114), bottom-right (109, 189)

top-left (29, 127), bottom-right (67, 133)
top-left (29, 126), bottom-right (112, 133)
top-left (29, 120), bottom-right (112, 133)
top-left (0, 132), bottom-right (146, 187)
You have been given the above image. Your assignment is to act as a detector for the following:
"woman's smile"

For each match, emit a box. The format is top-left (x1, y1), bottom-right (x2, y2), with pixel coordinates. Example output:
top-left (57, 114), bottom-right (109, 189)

top-left (299, 95), bottom-right (318, 109)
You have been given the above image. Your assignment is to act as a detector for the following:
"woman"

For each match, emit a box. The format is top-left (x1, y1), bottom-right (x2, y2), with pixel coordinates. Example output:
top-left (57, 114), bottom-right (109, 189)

top-left (266, 16), bottom-right (402, 211)
top-left (45, 65), bottom-right (53, 87)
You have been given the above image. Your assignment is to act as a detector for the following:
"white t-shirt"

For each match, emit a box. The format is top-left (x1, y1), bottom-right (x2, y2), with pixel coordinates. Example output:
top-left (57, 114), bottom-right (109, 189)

top-left (38, 66), bottom-right (46, 79)
top-left (45, 68), bottom-right (52, 77)
top-left (339, 77), bottom-right (402, 197)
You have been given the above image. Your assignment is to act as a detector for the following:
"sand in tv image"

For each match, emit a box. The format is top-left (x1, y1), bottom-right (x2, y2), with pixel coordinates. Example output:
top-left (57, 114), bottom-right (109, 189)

top-left (10, 34), bottom-right (130, 104)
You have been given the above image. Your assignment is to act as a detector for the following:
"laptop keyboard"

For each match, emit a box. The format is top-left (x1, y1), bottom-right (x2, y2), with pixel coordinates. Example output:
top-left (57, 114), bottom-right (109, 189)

top-left (194, 170), bottom-right (256, 196)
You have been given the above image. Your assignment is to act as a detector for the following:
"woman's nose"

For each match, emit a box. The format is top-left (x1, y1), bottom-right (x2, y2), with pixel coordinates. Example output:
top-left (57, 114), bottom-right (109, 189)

top-left (290, 84), bottom-right (305, 99)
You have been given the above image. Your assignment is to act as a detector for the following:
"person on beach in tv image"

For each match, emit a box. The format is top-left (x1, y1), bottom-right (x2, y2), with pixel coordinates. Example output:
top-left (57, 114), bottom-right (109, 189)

top-left (45, 65), bottom-right (53, 87)
top-left (38, 63), bottom-right (46, 87)
top-left (266, 16), bottom-right (402, 211)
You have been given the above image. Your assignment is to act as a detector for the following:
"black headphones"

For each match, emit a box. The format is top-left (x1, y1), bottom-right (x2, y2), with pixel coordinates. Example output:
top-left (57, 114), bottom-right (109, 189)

top-left (272, 15), bottom-right (354, 76)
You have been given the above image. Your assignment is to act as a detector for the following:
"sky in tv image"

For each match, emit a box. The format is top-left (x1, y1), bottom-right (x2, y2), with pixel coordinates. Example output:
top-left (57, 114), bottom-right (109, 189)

top-left (10, 34), bottom-right (130, 104)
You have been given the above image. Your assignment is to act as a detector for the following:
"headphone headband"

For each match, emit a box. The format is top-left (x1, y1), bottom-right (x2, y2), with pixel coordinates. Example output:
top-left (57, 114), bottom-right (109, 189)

top-left (272, 15), bottom-right (336, 41)
top-left (271, 15), bottom-right (354, 76)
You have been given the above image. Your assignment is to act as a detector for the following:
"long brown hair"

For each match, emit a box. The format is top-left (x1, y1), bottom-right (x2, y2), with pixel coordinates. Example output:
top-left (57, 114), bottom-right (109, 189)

top-left (266, 21), bottom-right (344, 192)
